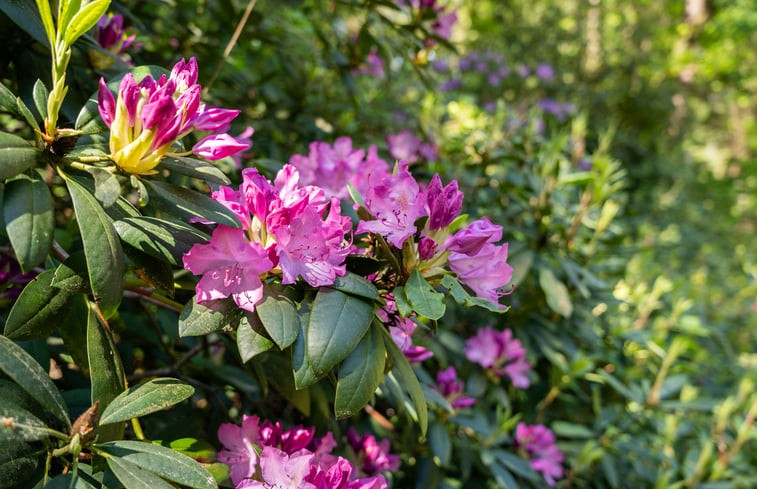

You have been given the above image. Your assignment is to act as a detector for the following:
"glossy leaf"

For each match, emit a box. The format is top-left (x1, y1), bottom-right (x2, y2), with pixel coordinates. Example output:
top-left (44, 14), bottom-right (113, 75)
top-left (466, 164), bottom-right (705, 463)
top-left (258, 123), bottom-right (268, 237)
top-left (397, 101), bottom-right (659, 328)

top-left (122, 243), bottom-right (175, 296)
top-left (404, 269), bottom-right (445, 320)
top-left (307, 287), bottom-right (374, 376)
top-left (3, 172), bottom-right (54, 271)
top-left (106, 455), bottom-right (176, 489)
top-left (0, 0), bottom-right (49, 46)
top-left (440, 275), bottom-right (509, 313)
top-left (97, 440), bottom-right (217, 489)
top-left (0, 132), bottom-right (39, 181)
top-left (0, 335), bottom-right (71, 429)
top-left (255, 289), bottom-right (299, 349)
top-left (158, 156), bottom-right (231, 185)
top-left (4, 269), bottom-right (73, 340)
top-left (57, 294), bottom-right (90, 372)
top-left (236, 315), bottom-right (274, 363)
top-left (52, 251), bottom-right (90, 294)
top-left (292, 305), bottom-right (320, 390)
top-left (334, 324), bottom-right (385, 419)
top-left (0, 81), bottom-right (18, 114)
top-left (113, 216), bottom-right (208, 266)
top-left (382, 327), bottom-right (427, 435)
top-left (539, 267), bottom-right (573, 317)
top-left (87, 167), bottom-right (121, 208)
top-left (62, 0), bottom-right (110, 45)
top-left (143, 180), bottom-right (241, 228)
top-left (66, 175), bottom-right (125, 318)
top-left (0, 441), bottom-right (41, 489)
top-left (331, 271), bottom-right (380, 301)
top-left (179, 297), bottom-right (236, 337)
top-left (16, 96), bottom-right (39, 130)
top-left (87, 301), bottom-right (126, 441)
top-left (0, 403), bottom-right (50, 442)
top-left (100, 378), bottom-right (194, 425)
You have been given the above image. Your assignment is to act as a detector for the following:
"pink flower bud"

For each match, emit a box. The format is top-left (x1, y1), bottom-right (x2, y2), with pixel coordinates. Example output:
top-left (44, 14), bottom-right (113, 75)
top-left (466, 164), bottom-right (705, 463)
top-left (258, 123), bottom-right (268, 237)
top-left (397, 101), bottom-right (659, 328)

top-left (193, 104), bottom-right (241, 132)
top-left (193, 133), bottom-right (251, 160)
top-left (97, 78), bottom-right (116, 128)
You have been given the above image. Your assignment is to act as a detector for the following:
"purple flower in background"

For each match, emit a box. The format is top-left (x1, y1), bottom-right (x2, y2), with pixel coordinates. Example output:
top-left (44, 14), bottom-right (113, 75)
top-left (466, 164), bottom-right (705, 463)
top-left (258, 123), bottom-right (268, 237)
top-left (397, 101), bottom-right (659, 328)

top-left (439, 78), bottom-right (462, 91)
top-left (465, 326), bottom-right (531, 388)
top-left (90, 13), bottom-right (139, 69)
top-left (539, 99), bottom-right (575, 122)
top-left (432, 8), bottom-right (458, 40)
top-left (515, 423), bottom-right (565, 486)
top-left (0, 252), bottom-right (36, 307)
top-left (347, 428), bottom-right (400, 475)
top-left (577, 157), bottom-right (593, 171)
top-left (386, 130), bottom-right (437, 163)
top-left (435, 366), bottom-right (476, 410)
top-left (535, 63), bottom-right (555, 81)
top-left (431, 58), bottom-right (449, 73)
top-left (355, 48), bottom-right (385, 78)
top-left (516, 64), bottom-right (530, 78)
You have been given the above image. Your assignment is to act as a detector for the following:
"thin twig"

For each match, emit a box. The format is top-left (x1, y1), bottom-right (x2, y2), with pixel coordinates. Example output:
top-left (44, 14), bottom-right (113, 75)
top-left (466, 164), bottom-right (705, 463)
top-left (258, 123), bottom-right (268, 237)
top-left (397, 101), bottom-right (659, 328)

top-left (204, 0), bottom-right (258, 95)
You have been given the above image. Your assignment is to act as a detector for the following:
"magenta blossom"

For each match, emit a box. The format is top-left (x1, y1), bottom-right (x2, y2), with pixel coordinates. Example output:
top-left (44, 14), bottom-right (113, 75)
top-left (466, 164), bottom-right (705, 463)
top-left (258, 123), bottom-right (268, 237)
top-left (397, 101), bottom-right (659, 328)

top-left (515, 423), bottom-right (565, 486)
top-left (380, 297), bottom-right (433, 363)
top-left (354, 48), bottom-right (385, 78)
top-left (237, 447), bottom-right (315, 489)
top-left (90, 13), bottom-right (138, 69)
top-left (347, 429), bottom-right (400, 476)
top-left (465, 326), bottom-right (531, 388)
top-left (435, 366), bottom-right (476, 410)
top-left (425, 174), bottom-right (462, 231)
top-left (386, 130), bottom-right (437, 164)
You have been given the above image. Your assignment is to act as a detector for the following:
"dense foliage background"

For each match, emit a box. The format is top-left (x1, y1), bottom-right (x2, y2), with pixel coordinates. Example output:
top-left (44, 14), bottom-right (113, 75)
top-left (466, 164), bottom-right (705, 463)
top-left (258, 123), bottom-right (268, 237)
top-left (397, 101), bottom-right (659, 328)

top-left (0, 0), bottom-right (754, 488)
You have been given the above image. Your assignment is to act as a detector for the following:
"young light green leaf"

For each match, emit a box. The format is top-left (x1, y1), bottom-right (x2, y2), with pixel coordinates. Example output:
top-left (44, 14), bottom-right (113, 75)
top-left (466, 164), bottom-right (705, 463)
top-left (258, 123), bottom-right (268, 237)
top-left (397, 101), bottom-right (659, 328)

top-left (113, 216), bottom-right (208, 266)
top-left (382, 326), bottom-right (427, 435)
top-left (404, 269), bottom-right (445, 320)
top-left (3, 172), bottom-right (54, 271)
top-left (32, 79), bottom-right (49, 122)
top-left (33, 0), bottom-right (55, 48)
top-left (96, 440), bottom-right (218, 489)
top-left (100, 378), bottom-right (194, 425)
top-left (538, 267), bottom-right (573, 317)
top-left (62, 0), bottom-right (110, 46)
top-left (106, 455), bottom-right (176, 489)
top-left (4, 269), bottom-right (73, 341)
top-left (0, 132), bottom-right (39, 181)
top-left (56, 0), bottom-right (83, 36)
top-left (0, 335), bottom-right (71, 429)
top-left (143, 180), bottom-right (241, 228)
top-left (307, 288), bottom-right (374, 376)
top-left (236, 315), bottom-right (274, 363)
top-left (66, 175), bottom-right (125, 318)
top-left (334, 324), bottom-right (385, 419)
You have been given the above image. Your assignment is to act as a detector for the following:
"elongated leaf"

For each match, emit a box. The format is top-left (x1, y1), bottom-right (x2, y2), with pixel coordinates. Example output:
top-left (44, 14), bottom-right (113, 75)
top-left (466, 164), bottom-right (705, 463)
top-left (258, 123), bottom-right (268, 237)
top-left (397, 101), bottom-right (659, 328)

top-left (0, 403), bottom-right (49, 442)
top-left (87, 167), bottom-right (121, 208)
top-left (292, 305), bottom-right (320, 390)
top-left (62, 0), bottom-right (110, 45)
top-left (404, 270), bottom-right (445, 319)
top-left (307, 288), bottom-right (374, 375)
top-left (87, 301), bottom-right (125, 441)
top-left (44, 473), bottom-right (98, 489)
top-left (100, 378), bottom-right (194, 425)
top-left (331, 272), bottom-right (380, 301)
top-left (0, 441), bottom-right (41, 489)
top-left (143, 180), bottom-right (241, 228)
top-left (66, 176), bottom-right (125, 318)
top-left (16, 96), bottom-right (39, 130)
top-left (158, 156), bottom-right (230, 185)
top-left (236, 315), bottom-right (273, 363)
top-left (4, 270), bottom-right (73, 340)
top-left (428, 423), bottom-right (451, 466)
top-left (122, 243), bottom-right (175, 296)
top-left (334, 324), bottom-right (385, 419)
top-left (538, 267), bottom-right (573, 317)
top-left (97, 441), bottom-right (217, 489)
top-left (113, 217), bottom-right (208, 266)
top-left (392, 285), bottom-right (412, 317)
top-left (179, 298), bottom-right (236, 337)
top-left (3, 172), bottom-right (54, 271)
top-left (106, 456), bottom-right (176, 489)
top-left (382, 327), bottom-right (427, 435)
top-left (0, 132), bottom-right (39, 181)
top-left (32, 79), bottom-right (49, 122)
top-left (0, 81), bottom-right (18, 114)
top-left (0, 335), bottom-right (71, 429)
top-left (0, 0), bottom-right (49, 46)
top-left (492, 449), bottom-right (539, 481)
top-left (57, 294), bottom-right (90, 372)
top-left (440, 275), bottom-right (509, 313)
top-left (52, 251), bottom-right (90, 294)
top-left (57, 0), bottom-right (83, 36)
top-left (255, 289), bottom-right (299, 349)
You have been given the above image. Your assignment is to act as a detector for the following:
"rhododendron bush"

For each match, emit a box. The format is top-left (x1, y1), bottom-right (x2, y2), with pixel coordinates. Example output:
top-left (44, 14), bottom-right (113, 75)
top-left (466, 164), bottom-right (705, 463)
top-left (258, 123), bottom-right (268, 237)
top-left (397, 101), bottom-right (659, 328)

top-left (2, 1), bottom-right (755, 489)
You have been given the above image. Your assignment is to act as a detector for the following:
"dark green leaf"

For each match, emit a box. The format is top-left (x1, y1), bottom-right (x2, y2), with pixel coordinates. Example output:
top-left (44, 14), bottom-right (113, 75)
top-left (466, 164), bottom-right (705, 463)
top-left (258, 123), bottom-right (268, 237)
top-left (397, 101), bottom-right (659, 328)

top-left (0, 0), bottom-right (49, 46)
top-left (106, 455), bottom-right (175, 489)
top-left (0, 132), bottom-right (39, 181)
top-left (292, 305), bottom-right (320, 390)
top-left (488, 461), bottom-right (519, 489)
top-left (255, 289), bottom-right (299, 349)
top-left (86, 167), bottom-right (121, 208)
top-left (382, 326), bottom-right (427, 435)
top-left (404, 270), bottom-right (445, 320)
top-left (100, 378), bottom-right (194, 425)
top-left (331, 272), bottom-right (380, 301)
top-left (178, 298), bottom-right (236, 337)
top-left (0, 335), bottom-right (71, 429)
top-left (122, 243), bottom-right (175, 296)
top-left (31, 79), bottom-right (48, 122)
top-left (52, 252), bottom-right (90, 294)
top-left (236, 315), bottom-right (274, 363)
top-left (158, 156), bottom-right (231, 185)
top-left (0, 81), bottom-right (19, 114)
top-left (4, 269), bottom-right (73, 340)
top-left (0, 403), bottom-right (49, 442)
top-left (3, 172), bottom-right (53, 271)
top-left (66, 176), bottom-right (125, 318)
top-left (551, 421), bottom-right (595, 439)
top-left (259, 352), bottom-right (310, 416)
top-left (428, 423), bottom-right (451, 466)
top-left (307, 288), bottom-right (374, 375)
top-left (44, 473), bottom-right (98, 489)
top-left (113, 217), bottom-right (208, 266)
top-left (96, 440), bottom-right (217, 489)
top-left (16, 96), bottom-right (39, 131)
top-left (87, 301), bottom-right (125, 441)
top-left (539, 267), bottom-right (573, 317)
top-left (0, 441), bottom-right (41, 489)
top-left (440, 275), bottom-right (508, 313)
top-left (492, 449), bottom-right (539, 481)
top-left (334, 324), bottom-right (385, 419)
top-left (143, 180), bottom-right (241, 228)
top-left (57, 294), bottom-right (90, 371)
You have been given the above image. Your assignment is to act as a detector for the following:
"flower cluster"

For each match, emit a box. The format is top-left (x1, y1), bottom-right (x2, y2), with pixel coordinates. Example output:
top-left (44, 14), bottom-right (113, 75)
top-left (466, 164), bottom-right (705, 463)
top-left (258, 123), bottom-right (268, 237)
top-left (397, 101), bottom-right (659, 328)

top-left (464, 326), bottom-right (531, 388)
top-left (183, 165), bottom-right (352, 311)
top-left (97, 57), bottom-right (250, 174)
top-left (514, 423), bottom-right (565, 487)
top-left (434, 366), bottom-right (476, 410)
top-left (89, 13), bottom-right (139, 69)
top-left (218, 415), bottom-right (390, 489)
top-left (346, 428), bottom-right (400, 476)
top-left (386, 130), bottom-right (438, 164)
top-left (289, 137), bottom-right (391, 200)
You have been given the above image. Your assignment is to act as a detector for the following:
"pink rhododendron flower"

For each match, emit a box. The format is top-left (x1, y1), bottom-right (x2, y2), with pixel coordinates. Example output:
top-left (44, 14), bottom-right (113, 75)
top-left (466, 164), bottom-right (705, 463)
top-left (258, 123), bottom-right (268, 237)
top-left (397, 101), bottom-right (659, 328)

top-left (357, 161), bottom-right (425, 248)
top-left (217, 415), bottom-right (265, 485)
top-left (448, 241), bottom-right (512, 303)
top-left (97, 57), bottom-right (248, 174)
top-left (425, 174), bottom-right (462, 231)
top-left (515, 423), bottom-right (565, 486)
top-left (347, 428), bottom-right (400, 476)
top-left (237, 447), bottom-right (315, 489)
top-left (465, 326), bottom-right (531, 388)
top-left (435, 366), bottom-right (476, 410)
top-left (386, 130), bottom-right (437, 163)
top-left (432, 8), bottom-right (458, 40)
top-left (90, 13), bottom-right (139, 69)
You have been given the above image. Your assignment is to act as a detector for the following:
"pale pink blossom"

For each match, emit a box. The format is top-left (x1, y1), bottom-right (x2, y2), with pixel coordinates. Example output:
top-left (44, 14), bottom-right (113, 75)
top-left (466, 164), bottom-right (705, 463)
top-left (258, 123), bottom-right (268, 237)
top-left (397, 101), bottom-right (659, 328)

top-left (515, 423), bottom-right (565, 486)
top-left (465, 326), bottom-right (531, 388)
